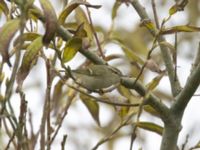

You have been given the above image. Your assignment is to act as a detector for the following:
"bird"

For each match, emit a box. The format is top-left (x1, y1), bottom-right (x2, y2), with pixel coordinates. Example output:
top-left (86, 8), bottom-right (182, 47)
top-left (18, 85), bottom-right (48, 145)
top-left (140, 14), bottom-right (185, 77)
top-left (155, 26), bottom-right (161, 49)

top-left (67, 65), bottom-right (122, 91)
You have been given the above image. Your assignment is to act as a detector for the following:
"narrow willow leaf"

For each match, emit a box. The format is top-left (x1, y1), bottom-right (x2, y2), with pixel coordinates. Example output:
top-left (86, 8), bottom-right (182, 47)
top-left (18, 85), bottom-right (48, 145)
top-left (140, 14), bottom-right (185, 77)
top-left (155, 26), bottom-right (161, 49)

top-left (0, 0), bottom-right (9, 17)
top-left (117, 85), bottom-right (140, 104)
top-left (169, 5), bottom-right (178, 16)
top-left (52, 80), bottom-right (63, 102)
top-left (159, 41), bottom-right (176, 53)
top-left (112, 1), bottom-right (121, 20)
top-left (118, 106), bottom-right (129, 119)
top-left (14, 33), bottom-right (41, 46)
top-left (136, 121), bottom-right (163, 135)
top-left (80, 93), bottom-right (100, 126)
top-left (118, 85), bottom-right (133, 99)
top-left (161, 25), bottom-right (200, 35)
top-left (75, 7), bottom-right (93, 42)
top-left (17, 37), bottom-right (43, 86)
top-left (0, 19), bottom-right (20, 66)
top-left (39, 0), bottom-right (57, 45)
top-left (29, 5), bottom-right (44, 21)
top-left (121, 44), bottom-right (145, 65)
top-left (140, 20), bottom-right (156, 33)
top-left (74, 23), bottom-right (87, 38)
top-left (58, 0), bottom-right (101, 25)
top-left (146, 73), bottom-right (164, 91)
top-left (52, 80), bottom-right (64, 113)
top-left (145, 59), bottom-right (162, 73)
top-left (71, 65), bottom-right (121, 90)
top-left (62, 37), bottom-right (82, 62)
top-left (143, 105), bottom-right (160, 117)
top-left (169, 1), bottom-right (188, 16)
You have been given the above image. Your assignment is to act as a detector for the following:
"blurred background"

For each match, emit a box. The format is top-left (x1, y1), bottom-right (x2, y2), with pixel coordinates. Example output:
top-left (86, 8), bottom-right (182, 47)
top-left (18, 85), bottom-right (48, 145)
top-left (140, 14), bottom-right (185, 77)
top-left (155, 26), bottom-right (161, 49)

top-left (1, 0), bottom-right (200, 150)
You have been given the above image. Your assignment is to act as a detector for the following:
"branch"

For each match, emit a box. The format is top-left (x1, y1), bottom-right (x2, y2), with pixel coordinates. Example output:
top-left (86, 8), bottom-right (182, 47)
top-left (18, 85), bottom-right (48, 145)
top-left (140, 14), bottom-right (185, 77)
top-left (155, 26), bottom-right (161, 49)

top-left (121, 77), bottom-right (170, 122)
top-left (171, 62), bottom-right (200, 114)
top-left (191, 42), bottom-right (200, 73)
top-left (130, 0), bottom-right (182, 96)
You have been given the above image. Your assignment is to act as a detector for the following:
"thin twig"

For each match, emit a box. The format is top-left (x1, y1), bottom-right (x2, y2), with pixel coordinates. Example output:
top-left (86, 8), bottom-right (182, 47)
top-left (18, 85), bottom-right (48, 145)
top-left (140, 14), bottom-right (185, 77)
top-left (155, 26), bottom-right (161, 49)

top-left (46, 59), bottom-right (52, 150)
top-left (85, 6), bottom-right (105, 59)
top-left (5, 131), bottom-right (16, 150)
top-left (61, 135), bottom-right (68, 150)
top-left (50, 89), bottom-right (76, 144)
top-left (151, 0), bottom-right (160, 29)
top-left (92, 111), bottom-right (135, 150)
top-left (130, 0), bottom-right (182, 96)
top-left (181, 134), bottom-right (189, 150)
top-left (17, 91), bottom-right (28, 150)
top-left (174, 32), bottom-right (178, 81)
top-left (129, 125), bottom-right (137, 150)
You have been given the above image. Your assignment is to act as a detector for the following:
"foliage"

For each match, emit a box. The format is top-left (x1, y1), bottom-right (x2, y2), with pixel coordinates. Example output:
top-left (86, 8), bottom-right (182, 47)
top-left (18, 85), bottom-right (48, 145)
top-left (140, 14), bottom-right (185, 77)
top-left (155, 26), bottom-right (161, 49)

top-left (0, 0), bottom-right (200, 150)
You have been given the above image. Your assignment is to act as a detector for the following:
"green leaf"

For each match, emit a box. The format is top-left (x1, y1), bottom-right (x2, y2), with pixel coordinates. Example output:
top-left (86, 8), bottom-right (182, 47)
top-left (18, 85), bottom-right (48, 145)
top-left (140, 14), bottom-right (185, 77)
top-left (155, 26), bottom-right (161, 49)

top-left (80, 93), bottom-right (100, 126)
top-left (0, 0), bottom-right (9, 18)
top-left (169, 1), bottom-right (188, 16)
top-left (0, 19), bottom-right (20, 66)
top-left (146, 74), bottom-right (164, 91)
top-left (136, 121), bottom-right (163, 135)
top-left (28, 5), bottom-right (44, 21)
top-left (17, 37), bottom-right (43, 87)
top-left (39, 0), bottom-right (57, 45)
top-left (117, 85), bottom-right (140, 103)
top-left (169, 5), bottom-right (178, 16)
top-left (159, 41), bottom-right (176, 53)
top-left (143, 105), bottom-right (160, 117)
top-left (121, 44), bottom-right (145, 65)
top-left (75, 7), bottom-right (93, 42)
top-left (118, 85), bottom-right (133, 99)
top-left (161, 25), bottom-right (200, 35)
top-left (118, 106), bottom-right (129, 119)
top-left (14, 33), bottom-right (41, 46)
top-left (52, 80), bottom-right (64, 113)
top-left (71, 65), bottom-right (121, 90)
top-left (52, 80), bottom-right (64, 102)
top-left (112, 1), bottom-right (121, 20)
top-left (62, 37), bottom-right (82, 62)
top-left (58, 0), bottom-right (101, 25)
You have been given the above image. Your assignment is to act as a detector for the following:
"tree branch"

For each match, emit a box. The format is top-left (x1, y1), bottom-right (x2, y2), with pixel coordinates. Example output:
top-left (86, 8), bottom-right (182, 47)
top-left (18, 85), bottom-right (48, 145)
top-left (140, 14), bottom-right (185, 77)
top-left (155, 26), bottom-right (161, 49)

top-left (121, 77), bottom-right (170, 121)
top-left (171, 62), bottom-right (200, 114)
top-left (130, 0), bottom-right (182, 96)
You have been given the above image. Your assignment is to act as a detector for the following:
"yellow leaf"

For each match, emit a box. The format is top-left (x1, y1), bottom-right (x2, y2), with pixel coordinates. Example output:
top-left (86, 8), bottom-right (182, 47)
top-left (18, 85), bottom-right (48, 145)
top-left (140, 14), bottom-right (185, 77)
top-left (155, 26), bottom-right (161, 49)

top-left (118, 106), bottom-right (129, 119)
top-left (159, 41), bottom-right (176, 53)
top-left (0, 19), bottom-right (20, 66)
top-left (14, 33), bottom-right (41, 46)
top-left (136, 121), bottom-right (163, 135)
top-left (62, 37), bottom-right (82, 62)
top-left (121, 44), bottom-right (145, 65)
top-left (80, 93), bottom-right (100, 126)
top-left (112, 1), bottom-right (121, 20)
top-left (169, 5), bottom-right (178, 16)
top-left (143, 105), bottom-right (160, 117)
top-left (0, 0), bottom-right (9, 18)
top-left (169, 1), bottom-right (188, 16)
top-left (17, 37), bottom-right (43, 86)
top-left (58, 0), bottom-right (101, 25)
top-left (161, 25), bottom-right (200, 35)
top-left (146, 74), bottom-right (164, 91)
top-left (75, 7), bottom-right (93, 42)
